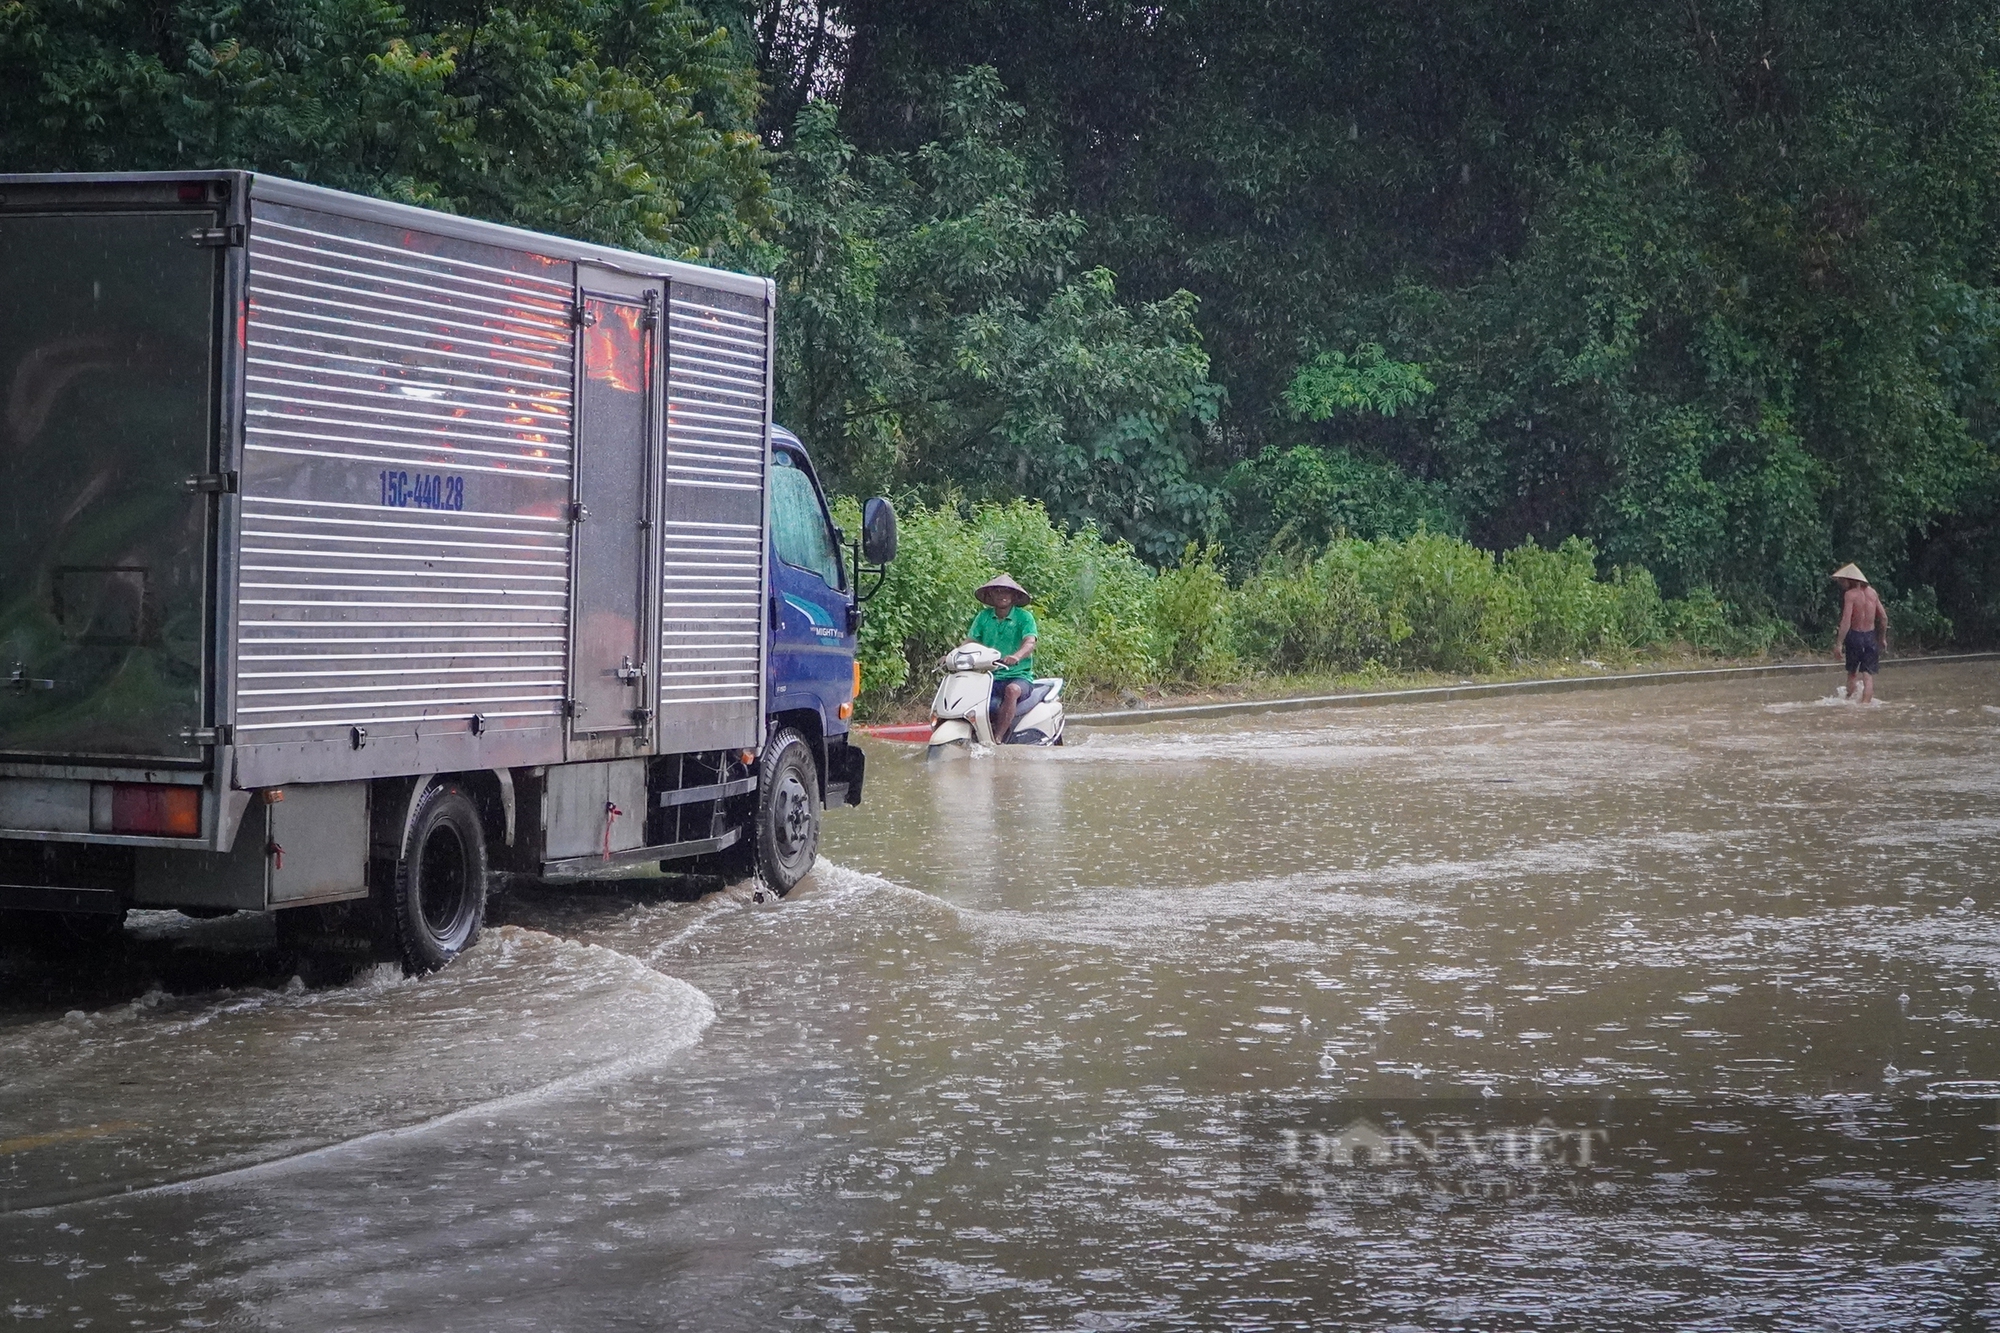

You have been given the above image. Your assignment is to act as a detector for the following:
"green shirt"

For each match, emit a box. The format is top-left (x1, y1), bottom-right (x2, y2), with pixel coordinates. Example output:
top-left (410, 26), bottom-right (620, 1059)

top-left (968, 605), bottom-right (1038, 682)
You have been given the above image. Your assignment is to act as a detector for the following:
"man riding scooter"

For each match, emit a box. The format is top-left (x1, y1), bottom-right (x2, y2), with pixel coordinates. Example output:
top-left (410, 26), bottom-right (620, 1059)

top-left (928, 574), bottom-right (1066, 753)
top-left (967, 574), bottom-right (1038, 740)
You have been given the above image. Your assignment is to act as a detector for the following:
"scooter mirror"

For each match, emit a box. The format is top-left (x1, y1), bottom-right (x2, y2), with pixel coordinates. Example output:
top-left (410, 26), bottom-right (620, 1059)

top-left (861, 497), bottom-right (898, 565)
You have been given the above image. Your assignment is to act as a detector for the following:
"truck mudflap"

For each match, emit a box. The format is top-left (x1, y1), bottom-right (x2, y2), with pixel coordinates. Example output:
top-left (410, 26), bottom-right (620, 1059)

top-left (825, 738), bottom-right (865, 808)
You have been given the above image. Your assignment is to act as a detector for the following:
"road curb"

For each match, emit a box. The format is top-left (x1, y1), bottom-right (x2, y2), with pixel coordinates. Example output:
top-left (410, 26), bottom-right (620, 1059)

top-left (1065, 651), bottom-right (2000, 729)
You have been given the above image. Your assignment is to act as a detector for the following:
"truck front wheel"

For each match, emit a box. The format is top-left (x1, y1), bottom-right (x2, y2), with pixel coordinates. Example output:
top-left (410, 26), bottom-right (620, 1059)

top-left (385, 782), bottom-right (487, 974)
top-left (750, 728), bottom-right (821, 896)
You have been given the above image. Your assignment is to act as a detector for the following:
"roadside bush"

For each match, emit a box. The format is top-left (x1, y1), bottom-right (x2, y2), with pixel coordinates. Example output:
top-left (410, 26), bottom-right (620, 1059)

top-left (1500, 537), bottom-right (1668, 657)
top-left (1607, 566), bottom-right (1669, 650)
top-left (1354, 531), bottom-right (1526, 674)
top-left (838, 494), bottom-right (1787, 716)
top-left (1503, 537), bottom-right (1620, 657)
top-left (835, 496), bottom-right (992, 705)
top-left (839, 496), bottom-right (1161, 708)
top-left (1885, 583), bottom-right (1954, 650)
top-left (1663, 586), bottom-right (1789, 656)
top-left (1151, 544), bottom-right (1236, 682)
top-left (1232, 546), bottom-right (1389, 673)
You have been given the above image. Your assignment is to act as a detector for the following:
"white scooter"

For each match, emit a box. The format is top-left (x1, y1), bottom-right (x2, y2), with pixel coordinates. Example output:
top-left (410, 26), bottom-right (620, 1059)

top-left (927, 643), bottom-right (1066, 755)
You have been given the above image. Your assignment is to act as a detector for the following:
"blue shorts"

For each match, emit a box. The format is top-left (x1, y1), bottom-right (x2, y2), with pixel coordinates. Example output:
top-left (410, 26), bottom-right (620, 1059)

top-left (1844, 629), bottom-right (1879, 675)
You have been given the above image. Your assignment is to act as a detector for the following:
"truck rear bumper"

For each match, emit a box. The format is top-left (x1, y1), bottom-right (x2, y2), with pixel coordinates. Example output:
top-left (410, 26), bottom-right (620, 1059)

top-left (0, 840), bottom-right (135, 914)
top-left (0, 885), bottom-right (124, 915)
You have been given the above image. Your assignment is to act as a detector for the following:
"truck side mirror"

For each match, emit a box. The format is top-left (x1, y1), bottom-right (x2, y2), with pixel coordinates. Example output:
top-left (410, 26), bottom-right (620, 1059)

top-left (861, 497), bottom-right (898, 565)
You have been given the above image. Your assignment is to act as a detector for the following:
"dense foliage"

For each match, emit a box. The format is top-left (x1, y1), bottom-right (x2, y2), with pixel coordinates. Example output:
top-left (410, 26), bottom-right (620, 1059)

top-left (836, 1), bottom-right (2000, 640)
top-left (0, 0), bottom-right (769, 254)
top-left (752, 69), bottom-right (1219, 560)
top-left (7, 0), bottom-right (1999, 643)
top-left (835, 496), bottom-right (1754, 713)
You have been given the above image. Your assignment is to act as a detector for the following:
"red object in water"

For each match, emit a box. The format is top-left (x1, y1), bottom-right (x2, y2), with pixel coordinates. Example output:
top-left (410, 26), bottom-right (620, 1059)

top-left (856, 723), bottom-right (933, 744)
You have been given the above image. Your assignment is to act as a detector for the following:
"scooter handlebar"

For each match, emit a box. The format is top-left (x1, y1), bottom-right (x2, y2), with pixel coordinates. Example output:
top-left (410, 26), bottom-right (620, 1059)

top-left (938, 642), bottom-right (1004, 673)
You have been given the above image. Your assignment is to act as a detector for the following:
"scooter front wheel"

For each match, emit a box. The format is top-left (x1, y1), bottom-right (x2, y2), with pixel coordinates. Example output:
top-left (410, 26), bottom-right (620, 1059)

top-left (926, 718), bottom-right (976, 757)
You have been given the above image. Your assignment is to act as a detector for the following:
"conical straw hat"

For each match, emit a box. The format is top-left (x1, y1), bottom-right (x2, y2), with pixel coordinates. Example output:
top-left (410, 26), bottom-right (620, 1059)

top-left (975, 573), bottom-right (1030, 605)
top-left (1830, 563), bottom-right (1868, 584)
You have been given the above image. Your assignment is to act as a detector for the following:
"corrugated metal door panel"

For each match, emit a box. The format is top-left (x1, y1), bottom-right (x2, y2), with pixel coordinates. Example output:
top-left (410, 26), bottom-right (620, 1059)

top-left (660, 285), bottom-right (767, 752)
top-left (235, 202), bottom-right (575, 768)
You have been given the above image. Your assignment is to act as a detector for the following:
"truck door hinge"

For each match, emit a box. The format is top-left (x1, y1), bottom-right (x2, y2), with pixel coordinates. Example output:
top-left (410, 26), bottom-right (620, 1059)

top-left (568, 501), bottom-right (589, 523)
top-left (569, 304), bottom-right (597, 328)
top-left (179, 724), bottom-right (233, 746)
top-left (564, 699), bottom-right (587, 719)
top-left (189, 224), bottom-right (244, 248)
top-left (182, 471), bottom-right (238, 495)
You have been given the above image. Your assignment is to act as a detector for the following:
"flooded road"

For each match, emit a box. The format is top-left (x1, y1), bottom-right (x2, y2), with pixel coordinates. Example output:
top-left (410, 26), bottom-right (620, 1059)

top-left (3, 664), bottom-right (1997, 1329)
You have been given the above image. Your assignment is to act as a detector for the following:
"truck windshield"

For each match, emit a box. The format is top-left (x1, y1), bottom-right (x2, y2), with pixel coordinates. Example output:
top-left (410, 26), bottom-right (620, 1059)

top-left (0, 211), bottom-right (215, 759)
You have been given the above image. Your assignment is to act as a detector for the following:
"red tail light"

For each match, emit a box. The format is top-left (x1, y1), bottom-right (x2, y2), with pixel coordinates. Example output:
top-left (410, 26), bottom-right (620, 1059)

top-left (93, 784), bottom-right (201, 836)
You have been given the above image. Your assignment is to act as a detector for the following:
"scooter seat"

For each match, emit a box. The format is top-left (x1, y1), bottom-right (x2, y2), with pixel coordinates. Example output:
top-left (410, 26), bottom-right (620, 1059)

top-left (990, 678), bottom-right (1062, 744)
top-left (1015, 678), bottom-right (1057, 713)
top-left (990, 677), bottom-right (1056, 719)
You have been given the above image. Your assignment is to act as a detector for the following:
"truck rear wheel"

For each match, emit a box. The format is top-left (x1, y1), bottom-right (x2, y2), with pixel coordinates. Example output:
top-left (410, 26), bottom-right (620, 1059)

top-left (385, 782), bottom-right (487, 974)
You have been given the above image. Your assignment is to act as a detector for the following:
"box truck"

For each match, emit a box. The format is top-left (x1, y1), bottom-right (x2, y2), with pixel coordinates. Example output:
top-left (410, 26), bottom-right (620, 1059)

top-left (0, 171), bottom-right (894, 971)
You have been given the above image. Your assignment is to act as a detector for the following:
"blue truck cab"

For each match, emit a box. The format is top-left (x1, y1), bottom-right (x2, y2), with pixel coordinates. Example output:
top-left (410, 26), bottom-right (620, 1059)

top-left (769, 427), bottom-right (860, 758)
top-left (726, 426), bottom-right (892, 887)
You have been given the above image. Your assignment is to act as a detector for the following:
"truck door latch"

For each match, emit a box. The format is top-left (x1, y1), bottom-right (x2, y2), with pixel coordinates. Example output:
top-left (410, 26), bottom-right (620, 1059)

top-left (188, 225), bottom-right (244, 248)
top-left (179, 725), bottom-right (232, 745)
top-left (613, 656), bottom-right (646, 684)
top-left (6, 662), bottom-right (54, 692)
top-left (182, 471), bottom-right (239, 494)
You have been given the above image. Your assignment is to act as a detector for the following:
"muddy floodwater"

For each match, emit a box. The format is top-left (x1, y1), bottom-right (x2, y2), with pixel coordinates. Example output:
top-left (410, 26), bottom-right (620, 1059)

top-left (3, 665), bottom-right (1998, 1329)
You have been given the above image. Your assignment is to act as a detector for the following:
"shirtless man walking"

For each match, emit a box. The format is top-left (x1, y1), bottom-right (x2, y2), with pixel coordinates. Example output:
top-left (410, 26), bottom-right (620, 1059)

top-left (1830, 563), bottom-right (1889, 703)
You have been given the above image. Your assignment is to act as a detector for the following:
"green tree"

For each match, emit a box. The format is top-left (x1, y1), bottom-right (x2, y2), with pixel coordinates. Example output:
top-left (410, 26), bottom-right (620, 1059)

top-left (828, 1), bottom-right (2000, 635)
top-left (759, 68), bottom-right (1221, 561)
top-left (0, 0), bottom-right (769, 256)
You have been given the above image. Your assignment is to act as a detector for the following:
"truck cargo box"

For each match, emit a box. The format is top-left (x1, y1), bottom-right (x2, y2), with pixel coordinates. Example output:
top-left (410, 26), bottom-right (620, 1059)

top-left (0, 171), bottom-right (777, 853)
